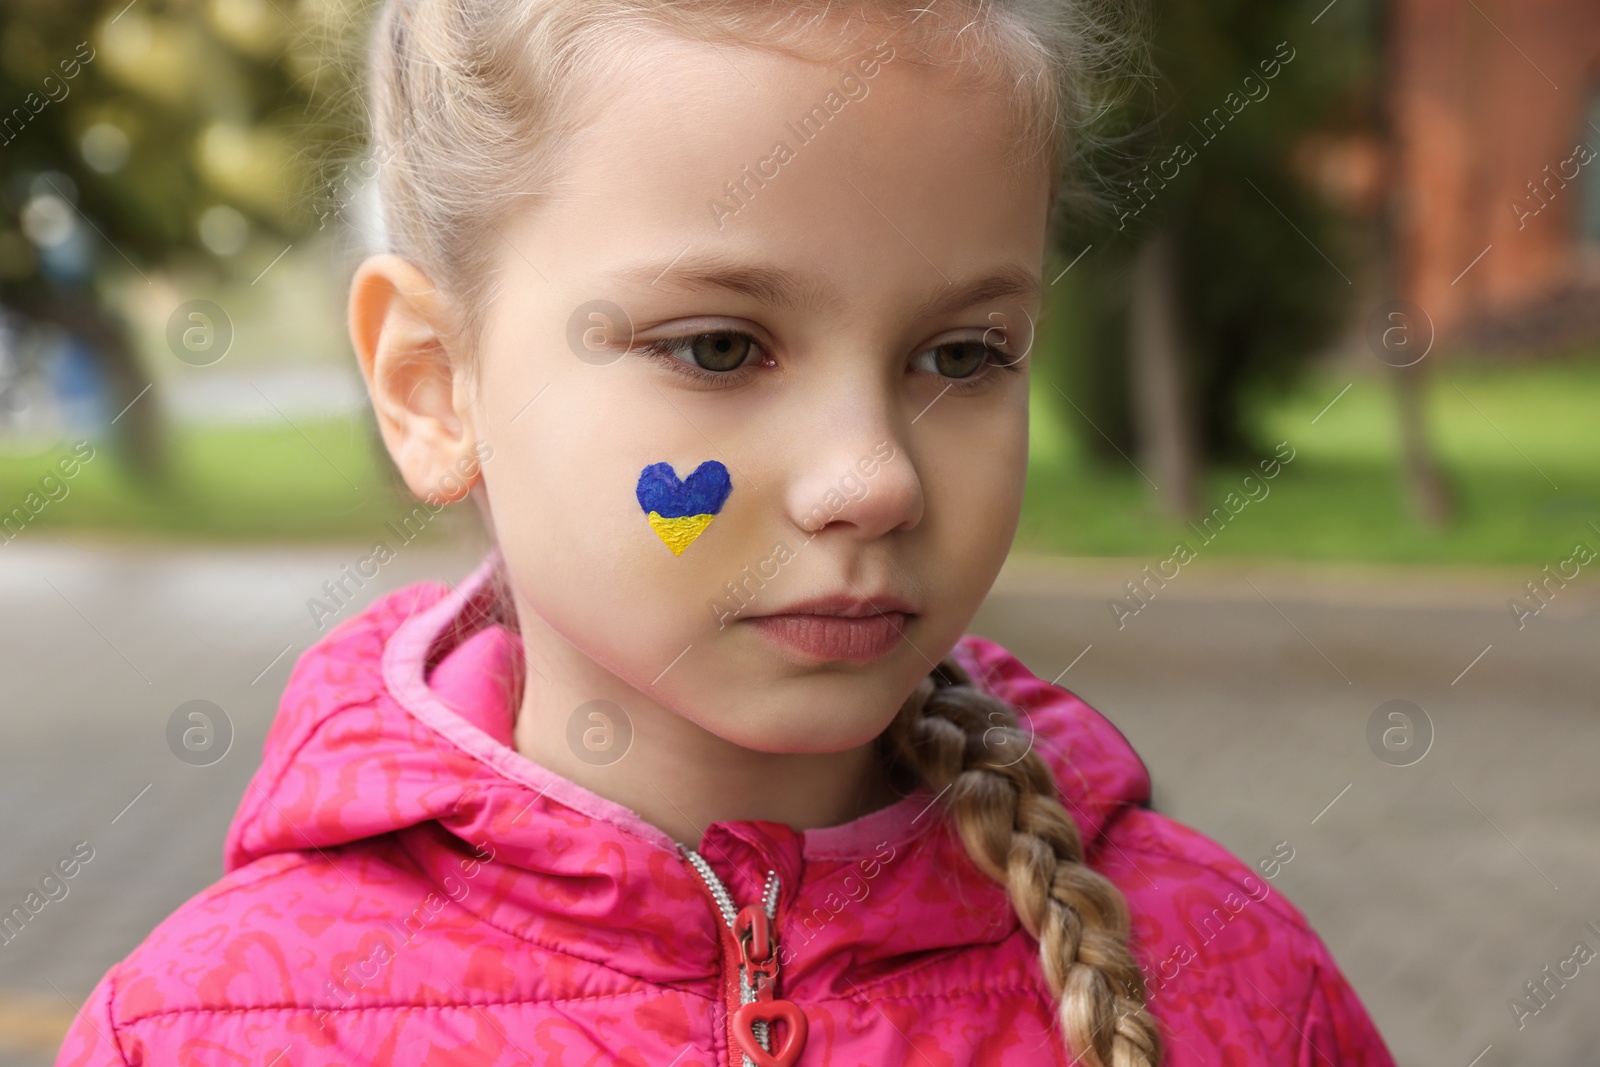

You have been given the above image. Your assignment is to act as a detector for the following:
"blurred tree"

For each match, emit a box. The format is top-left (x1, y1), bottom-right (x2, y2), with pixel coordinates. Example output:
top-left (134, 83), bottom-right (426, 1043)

top-left (1372, 0), bottom-right (1452, 527)
top-left (1044, 0), bottom-right (1381, 519)
top-left (0, 0), bottom-right (375, 476)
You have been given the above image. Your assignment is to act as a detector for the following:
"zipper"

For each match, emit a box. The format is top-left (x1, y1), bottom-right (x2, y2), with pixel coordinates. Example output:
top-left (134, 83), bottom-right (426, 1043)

top-left (682, 847), bottom-right (807, 1067)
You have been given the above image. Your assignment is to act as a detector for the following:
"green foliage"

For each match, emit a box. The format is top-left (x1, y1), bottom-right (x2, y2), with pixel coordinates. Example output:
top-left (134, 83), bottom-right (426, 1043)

top-left (0, 0), bottom-right (375, 283)
top-left (1, 0), bottom-right (380, 479)
top-left (1041, 0), bottom-right (1382, 465)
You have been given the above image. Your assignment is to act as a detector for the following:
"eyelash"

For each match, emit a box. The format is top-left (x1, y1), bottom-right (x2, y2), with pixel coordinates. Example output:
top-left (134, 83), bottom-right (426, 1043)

top-left (634, 330), bottom-right (1025, 390)
top-left (634, 332), bottom-right (769, 387)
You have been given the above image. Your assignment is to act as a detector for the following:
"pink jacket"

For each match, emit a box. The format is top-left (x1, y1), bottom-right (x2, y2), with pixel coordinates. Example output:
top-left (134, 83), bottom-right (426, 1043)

top-left (57, 555), bottom-right (1395, 1066)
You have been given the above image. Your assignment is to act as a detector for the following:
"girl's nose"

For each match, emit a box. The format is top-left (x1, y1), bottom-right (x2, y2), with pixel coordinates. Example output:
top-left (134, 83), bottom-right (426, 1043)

top-left (785, 432), bottom-right (924, 542)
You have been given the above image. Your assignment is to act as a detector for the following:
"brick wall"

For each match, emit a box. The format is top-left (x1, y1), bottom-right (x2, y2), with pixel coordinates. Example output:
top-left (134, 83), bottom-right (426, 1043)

top-left (1391, 0), bottom-right (1600, 340)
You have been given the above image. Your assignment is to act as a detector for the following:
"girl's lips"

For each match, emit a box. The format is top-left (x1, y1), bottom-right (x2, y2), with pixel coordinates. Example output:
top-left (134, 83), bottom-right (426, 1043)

top-left (747, 611), bottom-right (908, 662)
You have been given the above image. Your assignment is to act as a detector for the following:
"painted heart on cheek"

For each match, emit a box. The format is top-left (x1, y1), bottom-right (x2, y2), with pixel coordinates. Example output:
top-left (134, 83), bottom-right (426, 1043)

top-left (635, 460), bottom-right (733, 555)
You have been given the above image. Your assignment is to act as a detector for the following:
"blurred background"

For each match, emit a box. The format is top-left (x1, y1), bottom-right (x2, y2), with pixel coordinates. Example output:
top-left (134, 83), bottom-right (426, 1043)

top-left (1, 0), bottom-right (1597, 1063)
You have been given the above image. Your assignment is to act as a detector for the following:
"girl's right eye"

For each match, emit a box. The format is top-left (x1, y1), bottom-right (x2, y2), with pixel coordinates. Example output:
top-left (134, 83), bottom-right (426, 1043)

top-left (638, 331), bottom-right (762, 374)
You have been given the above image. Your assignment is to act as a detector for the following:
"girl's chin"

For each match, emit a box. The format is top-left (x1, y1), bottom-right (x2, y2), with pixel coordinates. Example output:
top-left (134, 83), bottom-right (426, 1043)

top-left (674, 668), bottom-right (913, 756)
top-left (681, 697), bottom-right (896, 755)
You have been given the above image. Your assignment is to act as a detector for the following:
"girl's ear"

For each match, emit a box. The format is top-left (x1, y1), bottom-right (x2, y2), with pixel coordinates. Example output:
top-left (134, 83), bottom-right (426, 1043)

top-left (349, 254), bottom-right (481, 505)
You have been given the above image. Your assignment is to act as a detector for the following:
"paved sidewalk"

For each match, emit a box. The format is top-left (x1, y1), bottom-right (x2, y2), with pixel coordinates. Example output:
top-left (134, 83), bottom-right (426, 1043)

top-left (978, 555), bottom-right (1599, 1067)
top-left (1, 542), bottom-right (1594, 1065)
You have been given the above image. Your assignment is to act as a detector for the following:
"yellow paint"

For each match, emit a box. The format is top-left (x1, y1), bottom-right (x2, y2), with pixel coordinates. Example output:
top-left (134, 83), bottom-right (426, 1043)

top-left (647, 512), bottom-right (715, 555)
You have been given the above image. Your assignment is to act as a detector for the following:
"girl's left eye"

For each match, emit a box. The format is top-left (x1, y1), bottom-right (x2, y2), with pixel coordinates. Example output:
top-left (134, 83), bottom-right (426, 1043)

top-left (640, 331), bottom-right (760, 373)
top-left (912, 340), bottom-right (1007, 380)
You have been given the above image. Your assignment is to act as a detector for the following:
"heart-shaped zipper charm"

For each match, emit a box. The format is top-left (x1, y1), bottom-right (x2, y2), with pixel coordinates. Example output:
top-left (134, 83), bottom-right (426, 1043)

top-left (733, 998), bottom-right (808, 1067)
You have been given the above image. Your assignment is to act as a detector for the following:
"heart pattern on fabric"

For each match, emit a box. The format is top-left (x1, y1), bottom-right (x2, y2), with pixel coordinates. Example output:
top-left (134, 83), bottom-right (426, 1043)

top-left (732, 999), bottom-right (808, 1067)
top-left (635, 460), bottom-right (733, 555)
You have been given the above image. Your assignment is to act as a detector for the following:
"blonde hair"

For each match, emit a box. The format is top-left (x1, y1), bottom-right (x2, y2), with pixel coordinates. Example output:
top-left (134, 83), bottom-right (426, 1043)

top-left (364, 2), bottom-right (1159, 1063)
top-left (880, 658), bottom-right (1161, 1065)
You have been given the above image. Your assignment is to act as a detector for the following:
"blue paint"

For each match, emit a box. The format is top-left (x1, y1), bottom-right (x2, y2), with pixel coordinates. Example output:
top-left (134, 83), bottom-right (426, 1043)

top-left (635, 461), bottom-right (733, 518)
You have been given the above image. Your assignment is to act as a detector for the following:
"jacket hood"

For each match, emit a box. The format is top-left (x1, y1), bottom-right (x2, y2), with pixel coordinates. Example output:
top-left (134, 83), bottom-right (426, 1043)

top-left (223, 551), bottom-right (1152, 983)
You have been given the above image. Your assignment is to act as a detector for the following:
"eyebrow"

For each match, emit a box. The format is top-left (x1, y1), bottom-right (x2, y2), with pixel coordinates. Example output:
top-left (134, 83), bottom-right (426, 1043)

top-left (605, 254), bottom-right (1042, 320)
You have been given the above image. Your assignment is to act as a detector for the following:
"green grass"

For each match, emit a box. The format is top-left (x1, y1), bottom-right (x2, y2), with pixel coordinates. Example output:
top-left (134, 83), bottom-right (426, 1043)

top-left (2, 359), bottom-right (1597, 564)
top-left (1019, 358), bottom-right (1600, 565)
top-left (0, 418), bottom-right (405, 541)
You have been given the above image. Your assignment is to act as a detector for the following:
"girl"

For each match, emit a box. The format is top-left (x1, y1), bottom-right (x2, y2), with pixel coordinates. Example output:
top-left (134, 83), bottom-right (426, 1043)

top-left (58, 1), bottom-right (1395, 1064)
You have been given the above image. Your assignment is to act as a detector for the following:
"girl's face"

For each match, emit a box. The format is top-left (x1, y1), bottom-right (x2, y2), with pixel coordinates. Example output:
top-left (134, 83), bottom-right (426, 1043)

top-left (385, 35), bottom-right (1049, 756)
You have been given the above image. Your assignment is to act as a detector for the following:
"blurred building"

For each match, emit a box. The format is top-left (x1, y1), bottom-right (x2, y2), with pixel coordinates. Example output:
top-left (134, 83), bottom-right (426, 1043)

top-left (1391, 0), bottom-right (1600, 350)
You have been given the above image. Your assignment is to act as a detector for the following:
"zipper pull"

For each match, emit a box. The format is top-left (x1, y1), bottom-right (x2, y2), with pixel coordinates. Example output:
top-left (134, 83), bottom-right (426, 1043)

top-left (734, 905), bottom-right (775, 990)
top-left (731, 904), bottom-right (807, 1067)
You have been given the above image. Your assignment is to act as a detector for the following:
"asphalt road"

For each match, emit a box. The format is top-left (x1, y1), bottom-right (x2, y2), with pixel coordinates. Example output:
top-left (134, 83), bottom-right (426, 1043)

top-left (1, 539), bottom-right (1595, 1066)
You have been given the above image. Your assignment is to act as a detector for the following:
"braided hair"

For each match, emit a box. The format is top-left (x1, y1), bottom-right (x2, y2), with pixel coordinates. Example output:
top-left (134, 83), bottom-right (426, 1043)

top-left (879, 659), bottom-right (1162, 1066)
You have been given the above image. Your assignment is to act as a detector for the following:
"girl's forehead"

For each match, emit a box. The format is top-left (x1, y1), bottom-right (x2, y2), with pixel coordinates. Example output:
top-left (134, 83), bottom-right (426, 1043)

top-left (566, 33), bottom-right (1040, 167)
top-left (527, 36), bottom-right (1051, 286)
